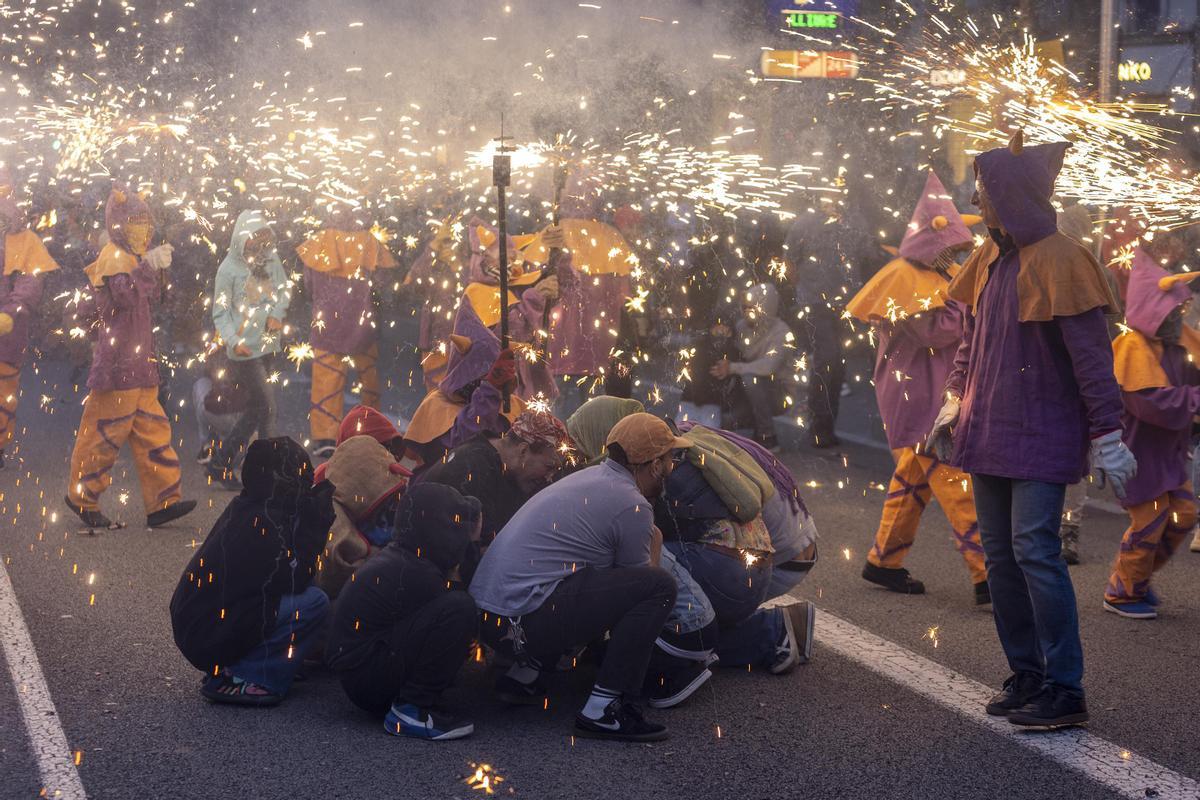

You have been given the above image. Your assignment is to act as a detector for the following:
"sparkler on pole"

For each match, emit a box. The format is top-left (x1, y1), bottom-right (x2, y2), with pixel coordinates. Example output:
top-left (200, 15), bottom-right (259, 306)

top-left (492, 117), bottom-right (515, 414)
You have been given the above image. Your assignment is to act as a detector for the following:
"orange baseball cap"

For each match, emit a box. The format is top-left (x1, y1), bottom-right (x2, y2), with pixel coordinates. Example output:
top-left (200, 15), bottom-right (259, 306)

top-left (605, 413), bottom-right (692, 464)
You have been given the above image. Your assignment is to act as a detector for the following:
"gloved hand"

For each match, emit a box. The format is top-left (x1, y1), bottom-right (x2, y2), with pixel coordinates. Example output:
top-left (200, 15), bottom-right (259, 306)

top-left (1090, 429), bottom-right (1137, 500)
top-left (0, 312), bottom-right (12, 336)
top-left (924, 394), bottom-right (961, 462)
top-left (535, 274), bottom-right (560, 303)
top-left (143, 244), bottom-right (174, 270)
top-left (541, 224), bottom-right (566, 251)
top-left (486, 347), bottom-right (517, 391)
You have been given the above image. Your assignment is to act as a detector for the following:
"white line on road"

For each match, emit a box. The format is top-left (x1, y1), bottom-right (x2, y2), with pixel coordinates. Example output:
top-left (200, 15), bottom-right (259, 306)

top-left (0, 560), bottom-right (87, 800)
top-left (811, 606), bottom-right (1200, 800)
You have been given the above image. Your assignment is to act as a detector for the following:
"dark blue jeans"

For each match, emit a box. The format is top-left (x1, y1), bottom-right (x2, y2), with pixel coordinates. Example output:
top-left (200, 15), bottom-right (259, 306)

top-left (665, 541), bottom-right (783, 667)
top-left (226, 586), bottom-right (329, 695)
top-left (971, 474), bottom-right (1083, 695)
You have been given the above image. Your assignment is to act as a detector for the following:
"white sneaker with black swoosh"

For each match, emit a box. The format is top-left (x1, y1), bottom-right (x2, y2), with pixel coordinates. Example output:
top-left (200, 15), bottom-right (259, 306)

top-left (575, 699), bottom-right (669, 742)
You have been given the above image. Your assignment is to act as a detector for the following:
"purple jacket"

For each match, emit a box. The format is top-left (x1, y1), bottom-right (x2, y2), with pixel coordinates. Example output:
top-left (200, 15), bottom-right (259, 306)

top-left (81, 263), bottom-right (162, 392)
top-left (874, 302), bottom-right (964, 450)
top-left (0, 271), bottom-right (45, 367)
top-left (305, 268), bottom-right (377, 355)
top-left (946, 141), bottom-right (1122, 484)
top-left (1119, 345), bottom-right (1200, 506)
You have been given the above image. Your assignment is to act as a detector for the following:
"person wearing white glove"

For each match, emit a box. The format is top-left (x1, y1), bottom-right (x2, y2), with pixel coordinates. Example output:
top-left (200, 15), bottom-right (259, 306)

top-left (924, 394), bottom-right (961, 463)
top-left (940, 133), bottom-right (1127, 730)
top-left (1102, 252), bottom-right (1200, 621)
top-left (142, 243), bottom-right (173, 270)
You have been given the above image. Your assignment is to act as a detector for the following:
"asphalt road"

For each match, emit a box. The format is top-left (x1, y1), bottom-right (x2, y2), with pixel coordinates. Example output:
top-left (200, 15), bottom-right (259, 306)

top-left (1, 360), bottom-right (1198, 799)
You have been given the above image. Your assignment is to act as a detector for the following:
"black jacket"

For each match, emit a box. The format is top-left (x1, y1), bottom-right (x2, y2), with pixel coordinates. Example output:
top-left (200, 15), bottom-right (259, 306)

top-left (169, 437), bottom-right (336, 673)
top-left (418, 434), bottom-right (528, 547)
top-left (326, 483), bottom-right (480, 673)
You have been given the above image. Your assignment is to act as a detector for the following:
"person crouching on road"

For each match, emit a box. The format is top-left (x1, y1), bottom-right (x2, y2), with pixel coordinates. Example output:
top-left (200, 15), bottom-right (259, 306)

top-left (327, 483), bottom-right (482, 741)
top-left (170, 437), bottom-right (336, 706)
top-left (1103, 251), bottom-right (1200, 620)
top-left (469, 412), bottom-right (686, 741)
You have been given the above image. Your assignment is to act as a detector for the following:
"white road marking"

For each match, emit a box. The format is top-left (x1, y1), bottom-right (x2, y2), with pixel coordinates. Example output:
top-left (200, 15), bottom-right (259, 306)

top-left (0, 561), bottom-right (88, 799)
top-left (811, 606), bottom-right (1200, 800)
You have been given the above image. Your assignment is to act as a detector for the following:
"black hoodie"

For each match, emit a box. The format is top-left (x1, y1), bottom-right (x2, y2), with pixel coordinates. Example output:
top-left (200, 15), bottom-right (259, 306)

top-left (325, 483), bottom-right (481, 673)
top-left (169, 437), bottom-right (337, 674)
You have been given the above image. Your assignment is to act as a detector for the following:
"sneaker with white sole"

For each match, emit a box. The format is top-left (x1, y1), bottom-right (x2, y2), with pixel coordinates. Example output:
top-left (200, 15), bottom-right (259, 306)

top-left (575, 699), bottom-right (668, 742)
top-left (646, 660), bottom-right (712, 709)
top-left (1102, 599), bottom-right (1157, 619)
top-left (383, 702), bottom-right (474, 741)
top-left (1191, 526), bottom-right (1200, 553)
top-left (769, 600), bottom-right (815, 674)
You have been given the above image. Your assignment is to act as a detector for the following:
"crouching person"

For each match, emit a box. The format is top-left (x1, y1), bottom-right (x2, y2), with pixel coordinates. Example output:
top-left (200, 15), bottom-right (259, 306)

top-left (469, 412), bottom-right (685, 742)
top-left (327, 483), bottom-right (481, 741)
top-left (170, 437), bottom-right (335, 706)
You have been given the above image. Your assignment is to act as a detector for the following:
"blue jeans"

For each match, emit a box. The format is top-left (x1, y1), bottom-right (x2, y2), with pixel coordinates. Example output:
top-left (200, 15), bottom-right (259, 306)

top-left (226, 586), bottom-right (329, 695)
top-left (659, 547), bottom-right (716, 635)
top-left (971, 475), bottom-right (1083, 694)
top-left (666, 541), bottom-right (783, 667)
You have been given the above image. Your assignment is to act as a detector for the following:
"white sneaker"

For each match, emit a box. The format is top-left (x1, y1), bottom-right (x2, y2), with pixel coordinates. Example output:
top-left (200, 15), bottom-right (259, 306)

top-left (1190, 526), bottom-right (1200, 553)
top-left (769, 600), bottom-right (815, 674)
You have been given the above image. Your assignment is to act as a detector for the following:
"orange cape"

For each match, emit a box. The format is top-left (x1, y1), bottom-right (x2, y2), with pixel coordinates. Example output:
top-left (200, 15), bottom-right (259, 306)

top-left (948, 232), bottom-right (1118, 322)
top-left (296, 229), bottom-right (398, 278)
top-left (845, 258), bottom-right (959, 322)
top-left (84, 242), bottom-right (139, 287)
top-left (519, 219), bottom-right (635, 276)
top-left (402, 388), bottom-right (524, 445)
top-left (1112, 326), bottom-right (1200, 392)
top-left (464, 270), bottom-right (544, 329)
top-left (3, 230), bottom-right (59, 277)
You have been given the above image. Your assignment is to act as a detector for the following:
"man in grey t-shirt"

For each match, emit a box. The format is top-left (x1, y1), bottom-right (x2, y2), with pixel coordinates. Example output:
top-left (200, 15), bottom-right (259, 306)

top-left (470, 413), bottom-right (688, 742)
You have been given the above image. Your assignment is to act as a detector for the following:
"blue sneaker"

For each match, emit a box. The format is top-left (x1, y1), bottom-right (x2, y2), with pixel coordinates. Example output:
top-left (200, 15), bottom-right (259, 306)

top-left (1102, 600), bottom-right (1157, 619)
top-left (383, 703), bottom-right (474, 740)
top-left (1144, 586), bottom-right (1161, 607)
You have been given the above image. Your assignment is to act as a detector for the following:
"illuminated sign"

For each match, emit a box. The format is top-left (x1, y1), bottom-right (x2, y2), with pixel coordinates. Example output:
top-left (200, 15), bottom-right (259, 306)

top-left (761, 50), bottom-right (859, 79)
top-left (1117, 61), bottom-right (1152, 82)
top-left (783, 10), bottom-right (841, 29)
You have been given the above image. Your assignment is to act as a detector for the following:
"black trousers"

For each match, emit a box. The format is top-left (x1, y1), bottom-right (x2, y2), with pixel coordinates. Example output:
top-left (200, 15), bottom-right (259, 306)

top-left (338, 591), bottom-right (478, 713)
top-left (799, 304), bottom-right (845, 441)
top-left (482, 566), bottom-right (676, 696)
top-left (218, 354), bottom-right (276, 468)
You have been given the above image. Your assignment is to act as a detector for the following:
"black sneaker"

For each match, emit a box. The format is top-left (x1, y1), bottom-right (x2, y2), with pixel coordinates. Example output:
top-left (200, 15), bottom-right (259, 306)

top-left (495, 673), bottom-right (549, 706)
top-left (809, 431), bottom-right (841, 449)
top-left (311, 439), bottom-right (337, 459)
top-left (646, 660), bottom-right (712, 709)
top-left (0, 449), bottom-right (6, 470)
top-left (64, 495), bottom-right (122, 529)
top-left (146, 499), bottom-right (197, 528)
top-left (575, 700), bottom-right (668, 742)
top-left (1060, 524), bottom-right (1080, 565)
top-left (985, 671), bottom-right (1043, 716)
top-left (974, 580), bottom-right (992, 606)
top-left (1008, 687), bottom-right (1089, 729)
top-left (862, 562), bottom-right (926, 594)
top-left (206, 462), bottom-right (241, 491)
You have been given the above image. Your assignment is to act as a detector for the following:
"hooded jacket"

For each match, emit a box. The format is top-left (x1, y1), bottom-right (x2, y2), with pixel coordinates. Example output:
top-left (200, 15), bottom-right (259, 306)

top-left (944, 138), bottom-right (1124, 484)
top-left (315, 435), bottom-right (411, 599)
top-left (1109, 254), bottom-right (1200, 506)
top-left (297, 225), bottom-right (398, 355)
top-left (212, 210), bottom-right (291, 361)
top-left (325, 483), bottom-right (480, 673)
top-left (0, 196), bottom-right (59, 367)
top-left (565, 395), bottom-right (645, 463)
top-left (312, 405), bottom-right (403, 483)
top-left (77, 188), bottom-right (162, 392)
top-left (730, 284), bottom-right (792, 378)
top-left (170, 437), bottom-right (336, 674)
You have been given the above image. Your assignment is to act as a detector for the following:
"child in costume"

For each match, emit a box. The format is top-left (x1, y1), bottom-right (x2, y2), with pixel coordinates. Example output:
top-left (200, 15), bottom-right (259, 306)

top-left (1103, 251), bottom-right (1200, 619)
top-left (0, 183), bottom-right (60, 469)
top-left (297, 208), bottom-right (399, 457)
top-left (928, 133), bottom-right (1134, 729)
top-left (847, 171), bottom-right (989, 604)
top-left (65, 188), bottom-right (196, 529)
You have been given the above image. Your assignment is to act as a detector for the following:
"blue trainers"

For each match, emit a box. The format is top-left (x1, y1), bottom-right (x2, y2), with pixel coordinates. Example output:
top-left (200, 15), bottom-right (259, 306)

top-left (1102, 599), bottom-right (1157, 619)
top-left (383, 702), bottom-right (474, 740)
top-left (1144, 586), bottom-right (1161, 607)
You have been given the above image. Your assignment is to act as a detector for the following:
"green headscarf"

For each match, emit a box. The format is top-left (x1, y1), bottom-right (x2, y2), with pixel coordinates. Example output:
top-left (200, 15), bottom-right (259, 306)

top-left (565, 396), bottom-right (645, 463)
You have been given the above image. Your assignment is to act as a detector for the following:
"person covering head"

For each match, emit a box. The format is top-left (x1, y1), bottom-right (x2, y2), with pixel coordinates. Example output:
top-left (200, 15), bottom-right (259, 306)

top-left (605, 412), bottom-right (692, 464)
top-left (972, 134), bottom-right (1069, 247)
top-left (898, 171), bottom-right (979, 268)
top-left (439, 298), bottom-right (502, 398)
top-left (507, 410), bottom-right (573, 453)
top-left (338, 404), bottom-right (402, 446)
top-left (240, 436), bottom-right (315, 502)
top-left (104, 186), bottom-right (154, 256)
top-left (393, 482), bottom-right (482, 575)
top-left (567, 396), bottom-right (645, 462)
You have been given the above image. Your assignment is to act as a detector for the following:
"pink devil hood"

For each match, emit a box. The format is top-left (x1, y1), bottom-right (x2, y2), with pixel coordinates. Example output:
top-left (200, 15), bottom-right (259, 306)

top-left (898, 171), bottom-right (974, 266)
top-left (1125, 247), bottom-right (1192, 338)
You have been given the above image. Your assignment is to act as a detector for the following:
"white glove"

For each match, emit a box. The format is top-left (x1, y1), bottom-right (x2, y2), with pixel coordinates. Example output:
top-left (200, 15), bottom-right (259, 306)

top-left (1090, 429), bottom-right (1137, 501)
top-left (924, 395), bottom-right (961, 462)
top-left (143, 244), bottom-right (174, 271)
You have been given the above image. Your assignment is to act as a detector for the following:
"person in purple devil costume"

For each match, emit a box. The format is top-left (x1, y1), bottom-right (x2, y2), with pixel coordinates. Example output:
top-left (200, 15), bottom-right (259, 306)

top-left (927, 132), bottom-right (1136, 729)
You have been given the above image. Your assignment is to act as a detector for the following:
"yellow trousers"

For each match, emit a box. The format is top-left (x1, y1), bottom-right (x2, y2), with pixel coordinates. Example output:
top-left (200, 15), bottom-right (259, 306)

top-left (310, 345), bottom-right (380, 441)
top-left (67, 387), bottom-right (182, 513)
top-left (0, 361), bottom-right (19, 451)
top-left (1105, 485), bottom-right (1195, 604)
top-left (868, 447), bottom-right (987, 584)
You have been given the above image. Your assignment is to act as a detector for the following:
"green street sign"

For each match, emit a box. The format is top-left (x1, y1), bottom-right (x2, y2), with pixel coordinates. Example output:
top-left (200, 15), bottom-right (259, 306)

top-left (783, 10), bottom-right (841, 29)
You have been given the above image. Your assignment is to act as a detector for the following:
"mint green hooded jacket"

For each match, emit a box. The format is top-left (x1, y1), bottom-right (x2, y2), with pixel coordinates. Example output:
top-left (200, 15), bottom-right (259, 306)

top-left (212, 210), bottom-right (291, 361)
